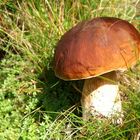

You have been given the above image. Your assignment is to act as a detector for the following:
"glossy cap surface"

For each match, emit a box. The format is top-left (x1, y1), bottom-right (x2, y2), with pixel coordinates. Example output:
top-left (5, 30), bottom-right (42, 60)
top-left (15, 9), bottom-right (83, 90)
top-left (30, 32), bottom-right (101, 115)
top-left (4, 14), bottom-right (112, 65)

top-left (54, 17), bottom-right (140, 80)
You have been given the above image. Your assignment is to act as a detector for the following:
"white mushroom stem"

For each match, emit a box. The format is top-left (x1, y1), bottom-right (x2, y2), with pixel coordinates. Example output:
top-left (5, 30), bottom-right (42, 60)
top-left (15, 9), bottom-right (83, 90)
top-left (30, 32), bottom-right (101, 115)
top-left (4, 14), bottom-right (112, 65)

top-left (81, 72), bottom-right (123, 124)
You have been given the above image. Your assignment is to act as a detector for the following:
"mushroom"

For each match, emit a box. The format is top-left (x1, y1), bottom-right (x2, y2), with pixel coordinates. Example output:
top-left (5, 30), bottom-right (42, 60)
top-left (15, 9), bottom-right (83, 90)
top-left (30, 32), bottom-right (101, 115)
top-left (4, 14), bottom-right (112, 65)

top-left (54, 17), bottom-right (140, 123)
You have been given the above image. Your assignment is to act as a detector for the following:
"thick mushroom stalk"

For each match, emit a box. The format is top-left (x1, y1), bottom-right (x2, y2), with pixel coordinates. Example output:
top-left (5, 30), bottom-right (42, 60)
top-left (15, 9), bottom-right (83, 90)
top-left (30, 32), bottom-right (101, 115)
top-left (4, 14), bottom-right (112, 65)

top-left (81, 72), bottom-right (123, 124)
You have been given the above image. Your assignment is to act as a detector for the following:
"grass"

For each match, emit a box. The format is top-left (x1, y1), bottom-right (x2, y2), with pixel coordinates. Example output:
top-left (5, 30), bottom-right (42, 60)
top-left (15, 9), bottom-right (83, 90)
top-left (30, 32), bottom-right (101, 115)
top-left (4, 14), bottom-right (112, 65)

top-left (0, 0), bottom-right (140, 139)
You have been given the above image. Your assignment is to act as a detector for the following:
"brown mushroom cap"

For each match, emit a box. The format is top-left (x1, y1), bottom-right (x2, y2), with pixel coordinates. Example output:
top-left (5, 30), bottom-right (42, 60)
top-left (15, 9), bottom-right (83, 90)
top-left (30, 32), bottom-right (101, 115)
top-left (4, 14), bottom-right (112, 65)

top-left (54, 17), bottom-right (140, 80)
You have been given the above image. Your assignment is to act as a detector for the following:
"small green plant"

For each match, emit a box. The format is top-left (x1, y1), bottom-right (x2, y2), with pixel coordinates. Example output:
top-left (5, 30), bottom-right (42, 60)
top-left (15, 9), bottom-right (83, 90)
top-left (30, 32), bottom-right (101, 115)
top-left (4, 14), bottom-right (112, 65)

top-left (0, 0), bottom-right (140, 139)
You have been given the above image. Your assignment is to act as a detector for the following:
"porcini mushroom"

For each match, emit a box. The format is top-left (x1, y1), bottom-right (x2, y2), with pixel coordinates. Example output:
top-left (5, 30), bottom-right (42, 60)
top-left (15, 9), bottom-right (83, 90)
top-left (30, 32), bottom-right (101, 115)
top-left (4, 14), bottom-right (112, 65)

top-left (54, 17), bottom-right (140, 123)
